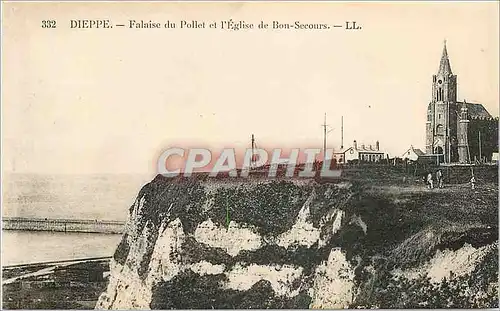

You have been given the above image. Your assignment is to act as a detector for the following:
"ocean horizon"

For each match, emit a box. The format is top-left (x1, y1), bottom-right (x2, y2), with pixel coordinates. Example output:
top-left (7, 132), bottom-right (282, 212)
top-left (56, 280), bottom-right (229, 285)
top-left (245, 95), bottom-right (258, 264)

top-left (2, 173), bottom-right (153, 221)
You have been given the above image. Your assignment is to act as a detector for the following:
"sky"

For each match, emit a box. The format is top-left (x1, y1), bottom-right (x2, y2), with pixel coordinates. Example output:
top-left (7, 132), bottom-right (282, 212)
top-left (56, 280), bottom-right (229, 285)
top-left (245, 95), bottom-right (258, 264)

top-left (2, 2), bottom-right (499, 175)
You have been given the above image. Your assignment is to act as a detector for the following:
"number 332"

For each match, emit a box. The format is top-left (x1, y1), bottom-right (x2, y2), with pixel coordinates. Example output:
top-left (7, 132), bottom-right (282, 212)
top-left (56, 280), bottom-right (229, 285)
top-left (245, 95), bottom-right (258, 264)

top-left (41, 20), bottom-right (57, 28)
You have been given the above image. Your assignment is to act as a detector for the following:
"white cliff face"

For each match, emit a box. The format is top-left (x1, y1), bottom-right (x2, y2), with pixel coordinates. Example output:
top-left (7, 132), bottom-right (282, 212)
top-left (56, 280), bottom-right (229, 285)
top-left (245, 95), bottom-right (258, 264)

top-left (397, 242), bottom-right (496, 282)
top-left (97, 178), bottom-right (498, 310)
top-left (148, 218), bottom-right (186, 283)
top-left (96, 194), bottom-right (161, 310)
top-left (126, 195), bottom-right (147, 238)
top-left (425, 244), bottom-right (491, 282)
top-left (96, 181), bottom-right (361, 310)
top-left (350, 214), bottom-right (368, 235)
top-left (190, 261), bottom-right (225, 275)
top-left (96, 217), bottom-right (186, 310)
top-left (318, 209), bottom-right (344, 248)
top-left (194, 219), bottom-right (262, 257)
top-left (224, 264), bottom-right (304, 297)
top-left (309, 248), bottom-right (356, 309)
top-left (277, 192), bottom-right (321, 249)
top-left (277, 190), bottom-right (349, 250)
top-left (95, 261), bottom-right (152, 310)
top-left (331, 210), bottom-right (344, 236)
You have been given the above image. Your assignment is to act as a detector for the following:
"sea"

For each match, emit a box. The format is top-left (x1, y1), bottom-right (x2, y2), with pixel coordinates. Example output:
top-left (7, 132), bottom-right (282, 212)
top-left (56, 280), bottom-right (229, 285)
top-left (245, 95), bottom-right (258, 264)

top-left (2, 173), bottom-right (153, 266)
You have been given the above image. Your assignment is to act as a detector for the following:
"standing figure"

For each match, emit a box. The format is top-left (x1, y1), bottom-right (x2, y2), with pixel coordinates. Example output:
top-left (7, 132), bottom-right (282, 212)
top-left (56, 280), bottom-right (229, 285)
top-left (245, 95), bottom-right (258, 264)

top-left (436, 169), bottom-right (443, 188)
top-left (427, 172), bottom-right (434, 189)
top-left (470, 175), bottom-right (476, 190)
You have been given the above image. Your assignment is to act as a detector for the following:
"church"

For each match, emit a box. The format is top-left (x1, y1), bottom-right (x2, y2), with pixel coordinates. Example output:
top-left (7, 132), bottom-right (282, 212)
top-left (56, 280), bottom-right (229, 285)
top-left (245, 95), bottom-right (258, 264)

top-left (425, 42), bottom-right (498, 163)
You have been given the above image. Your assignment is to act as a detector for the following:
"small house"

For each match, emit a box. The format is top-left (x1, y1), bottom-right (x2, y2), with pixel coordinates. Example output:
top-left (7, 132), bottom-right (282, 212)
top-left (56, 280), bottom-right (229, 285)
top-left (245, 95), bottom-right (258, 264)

top-left (402, 146), bottom-right (425, 162)
top-left (333, 140), bottom-right (387, 163)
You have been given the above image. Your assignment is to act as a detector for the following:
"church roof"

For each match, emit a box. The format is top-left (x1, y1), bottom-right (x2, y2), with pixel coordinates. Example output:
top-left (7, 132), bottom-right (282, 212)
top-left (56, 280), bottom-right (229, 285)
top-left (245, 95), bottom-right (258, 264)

top-left (460, 102), bottom-right (493, 119)
top-left (438, 41), bottom-right (453, 75)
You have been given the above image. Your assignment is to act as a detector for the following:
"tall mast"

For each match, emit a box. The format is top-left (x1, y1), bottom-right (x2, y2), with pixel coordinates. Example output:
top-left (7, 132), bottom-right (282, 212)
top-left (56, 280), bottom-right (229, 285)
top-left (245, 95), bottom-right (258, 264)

top-left (251, 134), bottom-right (255, 167)
top-left (323, 113), bottom-right (327, 157)
top-left (321, 113), bottom-right (333, 160)
top-left (341, 116), bottom-right (344, 149)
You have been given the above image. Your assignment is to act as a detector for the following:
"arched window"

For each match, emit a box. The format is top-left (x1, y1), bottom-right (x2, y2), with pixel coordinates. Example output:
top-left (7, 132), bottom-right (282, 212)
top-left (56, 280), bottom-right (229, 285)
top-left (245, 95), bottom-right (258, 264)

top-left (436, 124), bottom-right (444, 135)
top-left (437, 88), bottom-right (444, 102)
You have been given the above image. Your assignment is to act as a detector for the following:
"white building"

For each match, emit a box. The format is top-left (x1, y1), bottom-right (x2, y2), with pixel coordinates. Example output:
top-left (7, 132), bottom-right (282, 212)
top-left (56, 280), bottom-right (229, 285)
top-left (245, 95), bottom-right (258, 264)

top-left (401, 146), bottom-right (425, 162)
top-left (333, 140), bottom-right (386, 163)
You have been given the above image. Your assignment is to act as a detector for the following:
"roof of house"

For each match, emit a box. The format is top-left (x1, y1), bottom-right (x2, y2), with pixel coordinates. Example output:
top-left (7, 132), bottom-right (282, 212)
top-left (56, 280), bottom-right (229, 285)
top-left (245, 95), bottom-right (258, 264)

top-left (356, 145), bottom-right (381, 152)
top-left (413, 148), bottom-right (425, 156)
top-left (333, 147), bottom-right (352, 154)
top-left (402, 146), bottom-right (425, 157)
top-left (334, 145), bottom-right (385, 154)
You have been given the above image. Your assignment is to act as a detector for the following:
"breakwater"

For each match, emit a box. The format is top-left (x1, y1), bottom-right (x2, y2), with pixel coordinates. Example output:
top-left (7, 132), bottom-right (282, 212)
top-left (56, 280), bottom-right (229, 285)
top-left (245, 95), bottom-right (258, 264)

top-left (2, 217), bottom-right (125, 234)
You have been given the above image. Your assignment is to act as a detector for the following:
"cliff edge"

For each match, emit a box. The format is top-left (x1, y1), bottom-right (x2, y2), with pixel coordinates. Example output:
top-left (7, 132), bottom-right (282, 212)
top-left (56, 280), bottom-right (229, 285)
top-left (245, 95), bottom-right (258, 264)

top-left (96, 174), bottom-right (498, 309)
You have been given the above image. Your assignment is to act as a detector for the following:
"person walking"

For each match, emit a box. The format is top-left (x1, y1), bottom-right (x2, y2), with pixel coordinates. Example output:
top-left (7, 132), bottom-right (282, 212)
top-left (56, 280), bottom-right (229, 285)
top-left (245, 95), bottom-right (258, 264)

top-left (470, 174), bottom-right (476, 190)
top-left (427, 172), bottom-right (434, 189)
top-left (436, 169), bottom-right (443, 188)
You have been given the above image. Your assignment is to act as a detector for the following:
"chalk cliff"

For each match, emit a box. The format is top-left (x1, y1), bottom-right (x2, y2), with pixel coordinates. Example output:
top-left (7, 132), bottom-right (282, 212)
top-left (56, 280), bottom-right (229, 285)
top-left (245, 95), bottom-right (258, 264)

top-left (96, 174), bottom-right (498, 309)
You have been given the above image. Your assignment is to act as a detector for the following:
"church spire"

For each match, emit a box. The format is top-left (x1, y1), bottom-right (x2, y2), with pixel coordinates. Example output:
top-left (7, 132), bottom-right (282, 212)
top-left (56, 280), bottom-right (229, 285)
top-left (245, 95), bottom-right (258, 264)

top-left (438, 39), bottom-right (453, 75)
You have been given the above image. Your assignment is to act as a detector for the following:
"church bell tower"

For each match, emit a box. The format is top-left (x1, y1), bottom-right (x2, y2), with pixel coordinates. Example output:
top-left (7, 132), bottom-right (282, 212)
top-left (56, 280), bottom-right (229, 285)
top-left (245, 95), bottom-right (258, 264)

top-left (425, 41), bottom-right (458, 163)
